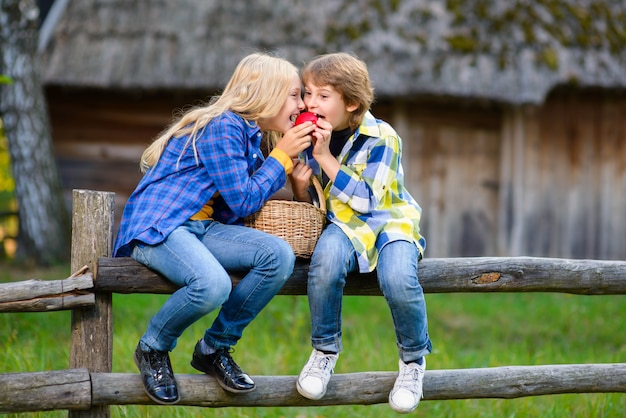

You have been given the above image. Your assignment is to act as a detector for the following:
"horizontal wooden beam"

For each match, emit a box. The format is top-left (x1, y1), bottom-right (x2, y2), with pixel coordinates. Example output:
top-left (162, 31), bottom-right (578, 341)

top-left (0, 369), bottom-right (91, 413)
top-left (96, 256), bottom-right (626, 296)
top-left (2, 364), bottom-right (625, 412)
top-left (0, 293), bottom-right (95, 313)
top-left (0, 273), bottom-right (93, 303)
top-left (93, 363), bottom-right (626, 406)
top-left (0, 273), bottom-right (95, 313)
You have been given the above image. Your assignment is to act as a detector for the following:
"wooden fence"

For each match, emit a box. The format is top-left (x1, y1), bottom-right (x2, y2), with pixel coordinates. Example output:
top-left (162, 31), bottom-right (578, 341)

top-left (1, 189), bottom-right (626, 416)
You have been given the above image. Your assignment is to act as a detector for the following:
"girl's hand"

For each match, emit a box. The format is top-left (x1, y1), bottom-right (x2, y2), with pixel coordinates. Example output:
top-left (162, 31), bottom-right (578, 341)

top-left (274, 123), bottom-right (316, 158)
top-left (289, 160), bottom-right (313, 202)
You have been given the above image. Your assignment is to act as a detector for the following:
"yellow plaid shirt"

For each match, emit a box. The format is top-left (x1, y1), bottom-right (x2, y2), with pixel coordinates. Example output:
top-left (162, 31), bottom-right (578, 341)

top-left (322, 111), bottom-right (426, 273)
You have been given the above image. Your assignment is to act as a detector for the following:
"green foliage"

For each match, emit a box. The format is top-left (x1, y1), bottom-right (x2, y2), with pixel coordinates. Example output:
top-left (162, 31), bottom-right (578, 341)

top-left (1, 265), bottom-right (625, 417)
top-left (445, 34), bottom-right (478, 53)
top-left (538, 47), bottom-right (560, 71)
top-left (0, 121), bottom-right (16, 195)
top-left (0, 121), bottom-right (17, 259)
top-left (0, 75), bottom-right (13, 84)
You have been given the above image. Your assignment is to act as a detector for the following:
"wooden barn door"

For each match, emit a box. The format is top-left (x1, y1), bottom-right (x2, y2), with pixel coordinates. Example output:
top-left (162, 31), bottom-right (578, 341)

top-left (377, 101), bottom-right (502, 258)
top-left (500, 91), bottom-right (626, 260)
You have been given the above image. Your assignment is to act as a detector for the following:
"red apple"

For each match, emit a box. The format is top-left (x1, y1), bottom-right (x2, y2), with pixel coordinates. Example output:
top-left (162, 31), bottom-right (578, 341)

top-left (295, 112), bottom-right (318, 126)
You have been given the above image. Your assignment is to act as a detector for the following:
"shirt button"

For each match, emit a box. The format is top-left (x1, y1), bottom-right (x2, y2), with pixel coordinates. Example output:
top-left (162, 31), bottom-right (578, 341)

top-left (252, 153), bottom-right (257, 159)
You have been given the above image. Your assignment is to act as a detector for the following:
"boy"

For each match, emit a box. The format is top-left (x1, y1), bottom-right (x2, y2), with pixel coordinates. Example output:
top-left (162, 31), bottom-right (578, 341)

top-left (291, 53), bottom-right (432, 414)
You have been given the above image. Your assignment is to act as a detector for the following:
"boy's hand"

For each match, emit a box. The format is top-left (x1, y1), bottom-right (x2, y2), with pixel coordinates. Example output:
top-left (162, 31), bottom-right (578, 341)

top-left (312, 118), bottom-right (332, 146)
top-left (311, 118), bottom-right (341, 183)
top-left (311, 117), bottom-right (332, 159)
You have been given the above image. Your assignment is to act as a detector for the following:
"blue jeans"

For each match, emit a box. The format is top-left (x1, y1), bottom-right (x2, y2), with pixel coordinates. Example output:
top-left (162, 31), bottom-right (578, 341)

top-left (307, 223), bottom-right (432, 363)
top-left (131, 219), bottom-right (295, 352)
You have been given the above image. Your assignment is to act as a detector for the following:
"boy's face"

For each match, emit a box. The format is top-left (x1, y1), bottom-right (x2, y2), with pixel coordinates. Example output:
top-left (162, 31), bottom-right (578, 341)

top-left (303, 82), bottom-right (357, 131)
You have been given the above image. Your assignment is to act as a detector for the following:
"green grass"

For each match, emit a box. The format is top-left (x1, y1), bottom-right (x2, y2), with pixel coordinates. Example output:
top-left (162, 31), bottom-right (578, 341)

top-left (1, 263), bottom-right (625, 417)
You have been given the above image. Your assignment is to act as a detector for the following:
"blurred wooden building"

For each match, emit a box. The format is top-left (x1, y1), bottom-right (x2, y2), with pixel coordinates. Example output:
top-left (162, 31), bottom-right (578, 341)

top-left (40, 0), bottom-right (626, 259)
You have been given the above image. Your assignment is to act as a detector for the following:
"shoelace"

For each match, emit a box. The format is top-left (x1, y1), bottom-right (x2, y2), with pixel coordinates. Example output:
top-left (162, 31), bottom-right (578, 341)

top-left (214, 348), bottom-right (244, 374)
top-left (396, 363), bottom-right (424, 392)
top-left (308, 354), bottom-right (334, 378)
top-left (147, 351), bottom-right (174, 381)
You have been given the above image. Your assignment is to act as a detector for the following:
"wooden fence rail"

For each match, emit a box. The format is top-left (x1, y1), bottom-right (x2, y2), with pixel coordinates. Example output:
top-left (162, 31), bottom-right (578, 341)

top-left (0, 270), bottom-right (93, 313)
top-left (0, 189), bottom-right (625, 417)
top-left (3, 253), bottom-right (626, 315)
top-left (96, 255), bottom-right (626, 296)
top-left (3, 364), bottom-right (626, 413)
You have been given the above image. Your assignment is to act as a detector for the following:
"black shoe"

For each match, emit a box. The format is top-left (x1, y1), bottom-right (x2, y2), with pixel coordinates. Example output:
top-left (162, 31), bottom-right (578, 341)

top-left (134, 343), bottom-right (180, 404)
top-left (190, 340), bottom-right (255, 393)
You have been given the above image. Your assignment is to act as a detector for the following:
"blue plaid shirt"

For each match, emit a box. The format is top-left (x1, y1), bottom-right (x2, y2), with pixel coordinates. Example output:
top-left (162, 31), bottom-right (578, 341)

top-left (113, 111), bottom-right (287, 257)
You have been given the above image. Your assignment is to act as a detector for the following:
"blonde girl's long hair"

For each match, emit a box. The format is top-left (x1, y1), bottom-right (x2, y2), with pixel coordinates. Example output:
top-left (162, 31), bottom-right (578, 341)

top-left (140, 53), bottom-right (298, 172)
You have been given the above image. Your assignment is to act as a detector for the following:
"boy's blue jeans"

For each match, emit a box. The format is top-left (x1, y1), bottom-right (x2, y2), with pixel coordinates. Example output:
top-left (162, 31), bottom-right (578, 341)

top-left (307, 223), bottom-right (432, 363)
top-left (131, 219), bottom-right (295, 352)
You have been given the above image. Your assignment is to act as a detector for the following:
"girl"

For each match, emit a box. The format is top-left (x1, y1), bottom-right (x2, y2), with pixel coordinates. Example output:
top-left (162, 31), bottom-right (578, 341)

top-left (113, 53), bottom-right (322, 404)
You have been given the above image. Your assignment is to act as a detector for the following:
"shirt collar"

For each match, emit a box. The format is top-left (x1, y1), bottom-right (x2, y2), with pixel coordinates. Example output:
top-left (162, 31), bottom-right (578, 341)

top-left (227, 111), bottom-right (262, 138)
top-left (354, 111), bottom-right (381, 138)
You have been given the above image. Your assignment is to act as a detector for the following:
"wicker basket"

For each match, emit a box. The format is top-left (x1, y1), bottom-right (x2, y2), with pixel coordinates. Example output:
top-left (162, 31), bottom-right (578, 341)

top-left (245, 177), bottom-right (326, 258)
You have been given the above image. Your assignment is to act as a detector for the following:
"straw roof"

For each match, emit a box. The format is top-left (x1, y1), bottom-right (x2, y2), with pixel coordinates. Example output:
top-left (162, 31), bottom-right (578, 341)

top-left (42, 0), bottom-right (626, 104)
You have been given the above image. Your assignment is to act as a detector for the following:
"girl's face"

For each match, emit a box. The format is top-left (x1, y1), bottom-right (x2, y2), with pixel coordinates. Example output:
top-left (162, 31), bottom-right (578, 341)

top-left (258, 74), bottom-right (305, 133)
top-left (303, 82), bottom-right (357, 131)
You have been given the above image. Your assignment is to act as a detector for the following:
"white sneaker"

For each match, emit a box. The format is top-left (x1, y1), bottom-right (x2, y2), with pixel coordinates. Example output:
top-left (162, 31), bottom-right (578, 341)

top-left (389, 358), bottom-right (425, 414)
top-left (296, 349), bottom-right (338, 400)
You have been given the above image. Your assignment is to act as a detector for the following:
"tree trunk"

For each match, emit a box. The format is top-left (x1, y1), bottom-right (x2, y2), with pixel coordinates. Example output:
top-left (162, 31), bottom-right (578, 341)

top-left (0, 0), bottom-right (70, 265)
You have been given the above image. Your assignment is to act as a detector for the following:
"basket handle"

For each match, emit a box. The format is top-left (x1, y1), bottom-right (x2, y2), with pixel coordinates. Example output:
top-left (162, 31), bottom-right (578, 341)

top-left (310, 176), bottom-right (326, 212)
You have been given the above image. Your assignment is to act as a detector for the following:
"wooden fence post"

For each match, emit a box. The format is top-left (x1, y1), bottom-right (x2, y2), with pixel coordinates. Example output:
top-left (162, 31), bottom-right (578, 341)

top-left (69, 190), bottom-right (115, 418)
